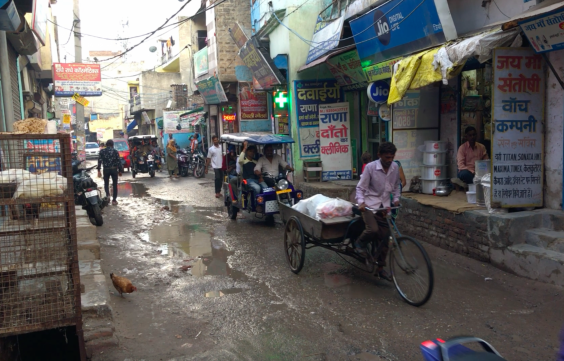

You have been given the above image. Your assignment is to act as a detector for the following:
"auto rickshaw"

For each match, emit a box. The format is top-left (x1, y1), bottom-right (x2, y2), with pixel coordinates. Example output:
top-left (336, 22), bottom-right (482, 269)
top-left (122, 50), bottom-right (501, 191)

top-left (128, 135), bottom-right (159, 178)
top-left (220, 132), bottom-right (303, 223)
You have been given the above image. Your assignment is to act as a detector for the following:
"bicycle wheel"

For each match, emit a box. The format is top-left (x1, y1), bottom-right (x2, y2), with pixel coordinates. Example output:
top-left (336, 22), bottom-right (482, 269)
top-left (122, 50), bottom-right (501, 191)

top-left (390, 236), bottom-right (434, 307)
top-left (284, 217), bottom-right (306, 274)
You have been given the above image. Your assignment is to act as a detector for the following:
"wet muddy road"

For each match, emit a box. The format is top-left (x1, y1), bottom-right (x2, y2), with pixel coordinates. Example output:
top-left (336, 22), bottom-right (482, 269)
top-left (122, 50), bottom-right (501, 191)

top-left (93, 173), bottom-right (563, 361)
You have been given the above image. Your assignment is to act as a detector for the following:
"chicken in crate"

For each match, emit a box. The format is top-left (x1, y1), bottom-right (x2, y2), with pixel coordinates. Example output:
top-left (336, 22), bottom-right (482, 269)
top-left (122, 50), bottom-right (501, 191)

top-left (0, 134), bottom-right (82, 344)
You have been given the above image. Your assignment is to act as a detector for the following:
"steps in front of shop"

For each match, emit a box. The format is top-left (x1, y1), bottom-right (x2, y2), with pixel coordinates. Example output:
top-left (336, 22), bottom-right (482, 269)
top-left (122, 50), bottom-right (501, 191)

top-left (491, 209), bottom-right (564, 287)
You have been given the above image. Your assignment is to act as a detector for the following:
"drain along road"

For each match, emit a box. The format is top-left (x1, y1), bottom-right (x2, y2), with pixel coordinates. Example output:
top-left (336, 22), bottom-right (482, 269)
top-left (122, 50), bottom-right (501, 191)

top-left (93, 173), bottom-right (562, 361)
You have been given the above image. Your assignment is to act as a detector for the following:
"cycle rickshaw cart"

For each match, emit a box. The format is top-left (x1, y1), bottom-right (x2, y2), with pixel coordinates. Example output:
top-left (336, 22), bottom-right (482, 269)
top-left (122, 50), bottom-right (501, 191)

top-left (278, 200), bottom-right (434, 307)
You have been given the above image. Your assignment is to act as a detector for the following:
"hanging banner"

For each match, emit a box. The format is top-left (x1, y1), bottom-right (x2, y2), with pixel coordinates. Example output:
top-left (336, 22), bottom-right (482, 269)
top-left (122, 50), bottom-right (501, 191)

top-left (367, 101), bottom-right (379, 116)
top-left (195, 76), bottom-right (228, 104)
top-left (239, 40), bottom-right (284, 89)
top-left (319, 102), bottom-right (352, 180)
top-left (349, 0), bottom-right (456, 66)
top-left (53, 63), bottom-right (102, 97)
top-left (326, 49), bottom-right (368, 91)
top-left (306, 16), bottom-right (345, 64)
top-left (72, 93), bottom-right (90, 107)
top-left (492, 48), bottom-right (544, 208)
top-left (163, 110), bottom-right (204, 133)
top-left (239, 85), bottom-right (268, 120)
top-left (519, 9), bottom-right (564, 53)
top-left (194, 47), bottom-right (209, 77)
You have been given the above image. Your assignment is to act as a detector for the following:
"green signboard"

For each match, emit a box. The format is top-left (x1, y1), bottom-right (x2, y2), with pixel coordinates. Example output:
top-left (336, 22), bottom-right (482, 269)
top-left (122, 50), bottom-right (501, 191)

top-left (194, 47), bottom-right (209, 78)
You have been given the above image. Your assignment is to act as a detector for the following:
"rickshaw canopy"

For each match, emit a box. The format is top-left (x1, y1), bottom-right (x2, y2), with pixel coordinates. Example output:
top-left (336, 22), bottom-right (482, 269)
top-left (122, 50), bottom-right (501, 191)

top-left (220, 132), bottom-right (295, 145)
top-left (128, 135), bottom-right (158, 144)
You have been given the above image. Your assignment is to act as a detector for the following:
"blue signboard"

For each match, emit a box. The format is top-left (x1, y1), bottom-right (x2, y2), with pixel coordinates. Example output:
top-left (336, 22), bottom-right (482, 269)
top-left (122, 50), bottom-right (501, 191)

top-left (519, 9), bottom-right (564, 53)
top-left (350, 0), bottom-right (447, 66)
top-left (367, 81), bottom-right (390, 103)
top-left (294, 79), bottom-right (343, 128)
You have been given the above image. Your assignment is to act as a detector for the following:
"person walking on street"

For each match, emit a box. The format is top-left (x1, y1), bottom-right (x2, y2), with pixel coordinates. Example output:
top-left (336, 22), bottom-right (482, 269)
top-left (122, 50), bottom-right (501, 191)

top-left (167, 139), bottom-right (179, 178)
top-left (206, 135), bottom-right (223, 198)
top-left (97, 139), bottom-right (123, 206)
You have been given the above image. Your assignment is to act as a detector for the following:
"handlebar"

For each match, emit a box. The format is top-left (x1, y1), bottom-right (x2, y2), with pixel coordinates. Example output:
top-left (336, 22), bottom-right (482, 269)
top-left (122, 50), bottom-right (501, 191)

top-left (352, 203), bottom-right (401, 212)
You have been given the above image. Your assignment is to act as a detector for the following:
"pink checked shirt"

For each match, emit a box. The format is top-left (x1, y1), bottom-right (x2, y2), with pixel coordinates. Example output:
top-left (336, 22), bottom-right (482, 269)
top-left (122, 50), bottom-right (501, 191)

top-left (356, 160), bottom-right (400, 209)
top-left (457, 142), bottom-right (488, 173)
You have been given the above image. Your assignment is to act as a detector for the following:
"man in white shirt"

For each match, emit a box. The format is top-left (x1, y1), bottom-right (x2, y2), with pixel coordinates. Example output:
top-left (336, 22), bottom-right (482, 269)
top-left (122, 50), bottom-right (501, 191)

top-left (254, 144), bottom-right (294, 190)
top-left (206, 135), bottom-right (224, 198)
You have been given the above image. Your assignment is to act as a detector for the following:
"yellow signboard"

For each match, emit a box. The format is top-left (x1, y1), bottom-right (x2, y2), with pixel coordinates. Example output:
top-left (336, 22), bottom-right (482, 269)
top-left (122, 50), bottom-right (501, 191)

top-left (364, 58), bottom-right (401, 82)
top-left (72, 93), bottom-right (90, 107)
top-left (62, 114), bottom-right (71, 124)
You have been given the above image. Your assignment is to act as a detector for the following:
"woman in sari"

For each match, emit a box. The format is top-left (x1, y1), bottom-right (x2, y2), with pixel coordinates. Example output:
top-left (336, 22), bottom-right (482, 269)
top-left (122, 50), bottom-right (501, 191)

top-left (166, 139), bottom-right (179, 178)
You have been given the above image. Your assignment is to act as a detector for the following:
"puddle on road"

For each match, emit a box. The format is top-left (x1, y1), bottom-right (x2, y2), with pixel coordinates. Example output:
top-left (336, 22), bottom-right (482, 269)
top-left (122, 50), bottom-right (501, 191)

top-left (204, 288), bottom-right (243, 297)
top-left (139, 205), bottom-right (246, 281)
top-left (117, 182), bottom-right (149, 197)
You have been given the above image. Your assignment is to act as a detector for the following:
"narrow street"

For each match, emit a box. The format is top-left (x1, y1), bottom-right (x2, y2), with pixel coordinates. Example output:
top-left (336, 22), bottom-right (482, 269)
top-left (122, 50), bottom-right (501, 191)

top-left (93, 172), bottom-right (562, 361)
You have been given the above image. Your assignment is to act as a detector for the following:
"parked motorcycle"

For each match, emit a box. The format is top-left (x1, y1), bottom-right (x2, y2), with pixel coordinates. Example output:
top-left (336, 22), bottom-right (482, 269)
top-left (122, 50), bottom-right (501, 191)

top-left (177, 148), bottom-right (191, 177)
top-left (192, 149), bottom-right (206, 178)
top-left (420, 337), bottom-right (506, 361)
top-left (72, 160), bottom-right (109, 226)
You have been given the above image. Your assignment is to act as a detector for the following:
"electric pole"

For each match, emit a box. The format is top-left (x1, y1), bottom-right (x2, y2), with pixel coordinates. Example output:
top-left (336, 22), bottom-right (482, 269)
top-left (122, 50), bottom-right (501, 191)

top-left (73, 0), bottom-right (86, 161)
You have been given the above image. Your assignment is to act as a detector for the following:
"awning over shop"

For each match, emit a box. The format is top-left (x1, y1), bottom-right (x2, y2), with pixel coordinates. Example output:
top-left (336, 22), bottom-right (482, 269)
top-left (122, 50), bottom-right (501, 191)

top-left (388, 27), bottom-right (521, 104)
top-left (297, 46), bottom-right (354, 73)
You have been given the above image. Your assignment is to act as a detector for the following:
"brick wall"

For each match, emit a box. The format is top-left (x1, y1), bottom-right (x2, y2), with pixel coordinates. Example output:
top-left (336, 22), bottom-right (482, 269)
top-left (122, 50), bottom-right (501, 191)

top-left (213, 0), bottom-right (250, 82)
top-left (400, 198), bottom-right (492, 262)
top-left (399, 197), bottom-right (548, 264)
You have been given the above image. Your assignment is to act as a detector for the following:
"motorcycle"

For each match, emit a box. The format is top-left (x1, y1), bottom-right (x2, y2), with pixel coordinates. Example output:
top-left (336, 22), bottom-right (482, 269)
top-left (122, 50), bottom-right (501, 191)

top-left (420, 337), bottom-right (506, 361)
top-left (132, 153), bottom-right (156, 178)
top-left (192, 149), bottom-right (206, 178)
top-left (72, 160), bottom-right (109, 226)
top-left (177, 148), bottom-right (191, 177)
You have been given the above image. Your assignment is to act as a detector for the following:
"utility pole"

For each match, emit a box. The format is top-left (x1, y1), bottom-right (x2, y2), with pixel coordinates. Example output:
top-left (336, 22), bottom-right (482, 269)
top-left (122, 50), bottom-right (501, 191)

top-left (73, 0), bottom-right (86, 161)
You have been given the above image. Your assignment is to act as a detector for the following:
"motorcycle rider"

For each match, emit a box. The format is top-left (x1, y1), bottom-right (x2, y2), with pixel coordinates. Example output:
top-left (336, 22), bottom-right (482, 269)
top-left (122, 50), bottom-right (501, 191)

top-left (355, 142), bottom-right (400, 281)
top-left (254, 144), bottom-right (294, 190)
top-left (97, 139), bottom-right (123, 206)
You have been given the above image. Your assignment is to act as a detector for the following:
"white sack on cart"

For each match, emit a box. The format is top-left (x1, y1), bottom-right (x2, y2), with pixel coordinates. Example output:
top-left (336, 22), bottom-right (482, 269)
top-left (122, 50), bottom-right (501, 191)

top-left (291, 194), bottom-right (332, 218)
top-left (315, 198), bottom-right (353, 220)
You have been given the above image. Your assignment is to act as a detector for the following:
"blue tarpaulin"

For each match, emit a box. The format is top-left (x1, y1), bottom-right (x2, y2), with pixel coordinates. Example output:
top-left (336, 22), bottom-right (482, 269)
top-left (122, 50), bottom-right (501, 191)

top-left (126, 119), bottom-right (137, 133)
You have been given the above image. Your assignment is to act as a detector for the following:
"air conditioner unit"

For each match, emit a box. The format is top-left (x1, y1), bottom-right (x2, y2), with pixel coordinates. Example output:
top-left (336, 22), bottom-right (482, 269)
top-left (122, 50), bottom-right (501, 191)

top-left (21, 66), bottom-right (31, 95)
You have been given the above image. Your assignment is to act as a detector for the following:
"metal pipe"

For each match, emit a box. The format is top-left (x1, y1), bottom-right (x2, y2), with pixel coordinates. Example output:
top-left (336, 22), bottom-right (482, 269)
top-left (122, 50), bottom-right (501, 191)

top-left (0, 31), bottom-right (14, 131)
top-left (16, 56), bottom-right (24, 119)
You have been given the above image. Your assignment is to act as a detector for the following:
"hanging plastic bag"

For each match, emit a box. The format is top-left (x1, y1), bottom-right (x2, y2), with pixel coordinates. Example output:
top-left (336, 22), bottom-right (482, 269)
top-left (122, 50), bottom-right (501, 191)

top-left (315, 198), bottom-right (353, 220)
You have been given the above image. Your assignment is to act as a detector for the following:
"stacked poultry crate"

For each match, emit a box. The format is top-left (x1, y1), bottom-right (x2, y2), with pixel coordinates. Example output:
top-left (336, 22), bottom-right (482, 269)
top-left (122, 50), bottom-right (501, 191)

top-left (0, 134), bottom-right (82, 346)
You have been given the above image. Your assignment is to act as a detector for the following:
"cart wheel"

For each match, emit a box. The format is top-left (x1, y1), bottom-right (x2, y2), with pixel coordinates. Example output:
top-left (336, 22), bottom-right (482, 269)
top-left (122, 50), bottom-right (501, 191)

top-left (390, 236), bottom-right (434, 307)
top-left (284, 216), bottom-right (305, 274)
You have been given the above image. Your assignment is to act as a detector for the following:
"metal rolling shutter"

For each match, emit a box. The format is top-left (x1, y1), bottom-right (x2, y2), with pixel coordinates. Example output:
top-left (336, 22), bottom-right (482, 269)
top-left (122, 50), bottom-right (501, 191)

top-left (7, 43), bottom-right (21, 121)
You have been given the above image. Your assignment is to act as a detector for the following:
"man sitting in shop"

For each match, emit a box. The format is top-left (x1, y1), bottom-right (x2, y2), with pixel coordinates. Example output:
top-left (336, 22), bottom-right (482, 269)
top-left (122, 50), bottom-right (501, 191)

top-left (453, 126), bottom-right (489, 187)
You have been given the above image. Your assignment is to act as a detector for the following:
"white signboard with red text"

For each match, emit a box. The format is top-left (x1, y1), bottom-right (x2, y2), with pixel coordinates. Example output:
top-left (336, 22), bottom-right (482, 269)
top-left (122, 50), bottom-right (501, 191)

top-left (52, 63), bottom-right (102, 97)
top-left (492, 48), bottom-right (544, 207)
top-left (319, 102), bottom-right (352, 181)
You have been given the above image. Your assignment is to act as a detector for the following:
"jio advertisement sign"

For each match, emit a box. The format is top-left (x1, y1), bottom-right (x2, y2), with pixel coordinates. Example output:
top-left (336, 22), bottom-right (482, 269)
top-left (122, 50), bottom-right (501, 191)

top-left (367, 81), bottom-right (390, 104)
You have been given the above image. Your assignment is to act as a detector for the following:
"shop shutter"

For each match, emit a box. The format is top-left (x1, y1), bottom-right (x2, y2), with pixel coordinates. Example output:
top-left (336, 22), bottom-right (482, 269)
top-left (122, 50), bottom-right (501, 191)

top-left (7, 43), bottom-right (21, 121)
